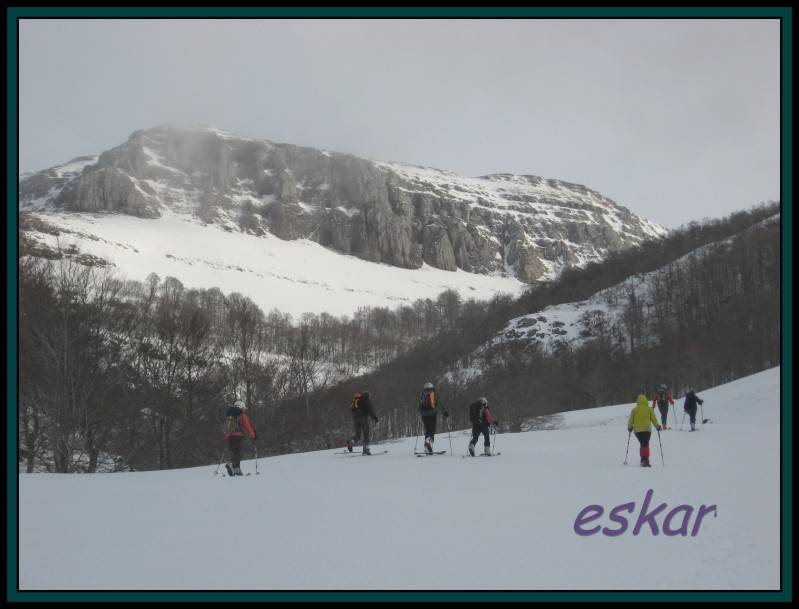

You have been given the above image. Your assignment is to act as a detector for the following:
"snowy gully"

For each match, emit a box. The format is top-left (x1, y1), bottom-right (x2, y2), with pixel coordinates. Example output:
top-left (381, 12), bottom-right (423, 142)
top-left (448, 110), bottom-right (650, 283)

top-left (573, 489), bottom-right (717, 537)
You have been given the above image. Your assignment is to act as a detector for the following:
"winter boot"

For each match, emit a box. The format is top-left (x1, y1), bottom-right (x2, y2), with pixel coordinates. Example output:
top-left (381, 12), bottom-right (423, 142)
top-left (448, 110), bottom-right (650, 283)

top-left (346, 438), bottom-right (353, 453)
top-left (468, 443), bottom-right (475, 457)
top-left (483, 445), bottom-right (492, 456)
top-left (234, 466), bottom-right (243, 476)
top-left (362, 445), bottom-right (371, 455)
top-left (690, 423), bottom-right (696, 431)
top-left (424, 438), bottom-right (433, 454)
top-left (641, 458), bottom-right (651, 467)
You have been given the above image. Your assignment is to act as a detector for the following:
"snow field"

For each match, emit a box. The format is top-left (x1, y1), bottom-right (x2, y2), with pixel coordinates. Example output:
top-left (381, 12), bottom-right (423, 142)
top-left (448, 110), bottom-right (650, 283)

top-left (19, 368), bottom-right (780, 590)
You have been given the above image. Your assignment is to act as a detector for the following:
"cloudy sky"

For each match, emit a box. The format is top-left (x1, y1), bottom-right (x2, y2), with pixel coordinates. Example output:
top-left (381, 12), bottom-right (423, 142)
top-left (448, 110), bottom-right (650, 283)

top-left (19, 19), bottom-right (780, 227)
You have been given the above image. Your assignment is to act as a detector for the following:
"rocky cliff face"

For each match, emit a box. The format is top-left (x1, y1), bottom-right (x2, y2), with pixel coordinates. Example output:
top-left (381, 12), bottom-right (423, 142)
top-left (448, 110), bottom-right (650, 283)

top-left (19, 125), bottom-right (667, 282)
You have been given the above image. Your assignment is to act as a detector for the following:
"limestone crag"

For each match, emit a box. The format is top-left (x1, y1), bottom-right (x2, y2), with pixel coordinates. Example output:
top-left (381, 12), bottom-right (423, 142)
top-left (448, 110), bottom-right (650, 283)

top-left (19, 125), bottom-right (667, 282)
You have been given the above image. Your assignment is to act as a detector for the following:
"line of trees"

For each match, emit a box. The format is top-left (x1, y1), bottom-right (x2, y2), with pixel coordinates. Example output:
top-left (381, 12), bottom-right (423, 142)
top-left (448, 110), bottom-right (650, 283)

top-left (17, 202), bottom-right (780, 471)
top-left (17, 250), bottom-right (508, 472)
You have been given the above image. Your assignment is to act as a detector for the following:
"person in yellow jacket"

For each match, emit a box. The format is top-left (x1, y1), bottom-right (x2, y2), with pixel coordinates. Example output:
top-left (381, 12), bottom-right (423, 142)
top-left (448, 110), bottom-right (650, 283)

top-left (627, 394), bottom-right (662, 467)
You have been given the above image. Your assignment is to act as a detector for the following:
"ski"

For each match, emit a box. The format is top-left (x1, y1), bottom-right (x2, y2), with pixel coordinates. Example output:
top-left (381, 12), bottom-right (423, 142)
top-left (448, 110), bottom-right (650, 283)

top-left (463, 453), bottom-right (501, 458)
top-left (344, 450), bottom-right (388, 457)
top-left (334, 449), bottom-right (388, 455)
top-left (415, 451), bottom-right (447, 457)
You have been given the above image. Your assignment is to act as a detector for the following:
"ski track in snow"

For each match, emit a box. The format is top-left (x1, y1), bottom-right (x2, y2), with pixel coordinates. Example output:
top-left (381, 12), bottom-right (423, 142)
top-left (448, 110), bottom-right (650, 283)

top-left (19, 368), bottom-right (780, 590)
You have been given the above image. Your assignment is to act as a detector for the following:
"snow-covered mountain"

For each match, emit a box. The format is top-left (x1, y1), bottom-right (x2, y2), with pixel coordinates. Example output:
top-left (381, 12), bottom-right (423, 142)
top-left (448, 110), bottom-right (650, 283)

top-left (19, 125), bottom-right (667, 316)
top-left (445, 214), bottom-right (780, 385)
top-left (19, 367), bottom-right (780, 590)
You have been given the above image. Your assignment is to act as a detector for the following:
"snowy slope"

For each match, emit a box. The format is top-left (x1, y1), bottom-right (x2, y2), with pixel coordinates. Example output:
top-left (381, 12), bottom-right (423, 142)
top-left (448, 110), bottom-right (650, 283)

top-left (445, 215), bottom-right (780, 385)
top-left (19, 367), bottom-right (780, 590)
top-left (21, 210), bottom-right (526, 318)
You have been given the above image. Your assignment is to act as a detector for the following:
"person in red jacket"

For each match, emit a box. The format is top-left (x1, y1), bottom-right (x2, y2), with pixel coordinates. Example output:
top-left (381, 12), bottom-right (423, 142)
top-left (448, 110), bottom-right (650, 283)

top-left (651, 384), bottom-right (675, 430)
top-left (224, 399), bottom-right (256, 476)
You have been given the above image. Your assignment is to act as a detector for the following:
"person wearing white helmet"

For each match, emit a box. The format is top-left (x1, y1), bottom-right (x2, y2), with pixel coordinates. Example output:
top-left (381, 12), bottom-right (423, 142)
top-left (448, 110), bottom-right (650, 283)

top-left (418, 381), bottom-right (449, 454)
top-left (651, 383), bottom-right (675, 430)
top-left (467, 397), bottom-right (498, 456)
top-left (223, 398), bottom-right (256, 476)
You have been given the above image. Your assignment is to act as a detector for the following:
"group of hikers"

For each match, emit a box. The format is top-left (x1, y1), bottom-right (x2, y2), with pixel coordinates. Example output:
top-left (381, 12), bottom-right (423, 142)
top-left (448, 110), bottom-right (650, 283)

top-left (345, 381), bottom-right (499, 456)
top-left (627, 383), bottom-right (705, 467)
top-left (219, 381), bottom-right (704, 473)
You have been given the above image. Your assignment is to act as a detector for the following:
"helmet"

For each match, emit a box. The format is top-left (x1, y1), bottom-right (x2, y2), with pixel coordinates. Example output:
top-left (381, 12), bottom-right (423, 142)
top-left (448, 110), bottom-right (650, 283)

top-left (423, 382), bottom-right (434, 390)
top-left (233, 400), bottom-right (246, 411)
top-left (479, 397), bottom-right (488, 406)
top-left (658, 384), bottom-right (667, 390)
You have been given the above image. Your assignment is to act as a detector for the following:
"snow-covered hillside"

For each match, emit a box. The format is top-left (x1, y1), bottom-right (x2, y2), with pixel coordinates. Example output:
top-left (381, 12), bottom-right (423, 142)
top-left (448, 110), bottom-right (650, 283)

top-left (19, 125), bottom-right (667, 296)
top-left (445, 215), bottom-right (780, 385)
top-left (19, 367), bottom-right (780, 590)
top-left (21, 209), bottom-right (526, 317)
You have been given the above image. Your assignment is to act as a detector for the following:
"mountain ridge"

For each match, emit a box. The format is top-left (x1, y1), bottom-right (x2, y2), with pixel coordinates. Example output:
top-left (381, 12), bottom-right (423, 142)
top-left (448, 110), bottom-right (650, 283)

top-left (19, 124), bottom-right (667, 284)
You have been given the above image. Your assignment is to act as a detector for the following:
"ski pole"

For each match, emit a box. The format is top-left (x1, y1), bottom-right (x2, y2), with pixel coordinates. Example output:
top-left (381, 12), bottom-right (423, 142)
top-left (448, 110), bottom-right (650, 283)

top-left (623, 429), bottom-right (632, 465)
top-left (214, 445), bottom-right (227, 476)
top-left (680, 411), bottom-right (686, 431)
top-left (446, 416), bottom-right (453, 455)
top-left (700, 403), bottom-right (705, 429)
top-left (253, 437), bottom-right (260, 475)
top-left (414, 415), bottom-right (420, 454)
top-left (491, 424), bottom-right (497, 455)
top-left (656, 428), bottom-right (664, 466)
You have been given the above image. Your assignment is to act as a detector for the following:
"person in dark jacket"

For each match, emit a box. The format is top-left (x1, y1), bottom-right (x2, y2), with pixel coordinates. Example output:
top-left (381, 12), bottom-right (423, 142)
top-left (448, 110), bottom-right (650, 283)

top-left (223, 399), bottom-right (257, 476)
top-left (418, 381), bottom-right (449, 454)
top-left (467, 397), bottom-right (498, 456)
top-left (347, 391), bottom-right (379, 454)
top-left (683, 389), bottom-right (704, 431)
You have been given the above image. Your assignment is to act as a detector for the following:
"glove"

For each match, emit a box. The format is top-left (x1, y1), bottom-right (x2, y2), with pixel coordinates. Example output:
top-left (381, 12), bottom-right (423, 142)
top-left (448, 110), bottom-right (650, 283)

top-left (492, 421), bottom-right (499, 427)
top-left (627, 427), bottom-right (633, 433)
top-left (699, 400), bottom-right (704, 405)
top-left (656, 425), bottom-right (662, 431)
top-left (443, 411), bottom-right (450, 418)
top-left (252, 431), bottom-right (258, 440)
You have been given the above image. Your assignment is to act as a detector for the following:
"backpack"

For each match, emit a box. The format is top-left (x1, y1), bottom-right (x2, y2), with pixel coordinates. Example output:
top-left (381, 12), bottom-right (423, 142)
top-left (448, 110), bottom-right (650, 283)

top-left (224, 405), bottom-right (243, 434)
top-left (421, 390), bottom-right (437, 410)
top-left (469, 401), bottom-right (484, 423)
top-left (351, 393), bottom-right (363, 411)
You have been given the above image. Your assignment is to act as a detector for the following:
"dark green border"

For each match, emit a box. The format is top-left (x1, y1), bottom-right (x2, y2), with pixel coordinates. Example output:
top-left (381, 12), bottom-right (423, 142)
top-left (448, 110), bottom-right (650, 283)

top-left (6, 5), bottom-right (792, 603)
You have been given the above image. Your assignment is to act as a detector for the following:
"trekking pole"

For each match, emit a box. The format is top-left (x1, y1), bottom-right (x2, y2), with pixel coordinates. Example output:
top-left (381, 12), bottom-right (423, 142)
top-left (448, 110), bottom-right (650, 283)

top-left (491, 425), bottom-right (497, 455)
top-left (656, 428), bottom-right (664, 466)
top-left (700, 403), bottom-right (705, 429)
top-left (214, 445), bottom-right (227, 476)
top-left (413, 415), bottom-right (420, 454)
top-left (446, 416), bottom-right (453, 455)
top-left (623, 429), bottom-right (632, 465)
top-left (253, 437), bottom-right (260, 475)
top-left (680, 411), bottom-right (686, 431)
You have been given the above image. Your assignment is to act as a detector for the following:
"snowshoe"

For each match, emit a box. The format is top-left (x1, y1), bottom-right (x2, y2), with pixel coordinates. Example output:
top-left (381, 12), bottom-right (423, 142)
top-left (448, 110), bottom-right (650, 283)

top-left (362, 447), bottom-right (371, 455)
top-left (346, 439), bottom-right (353, 453)
top-left (468, 443), bottom-right (475, 457)
top-left (225, 463), bottom-right (234, 477)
